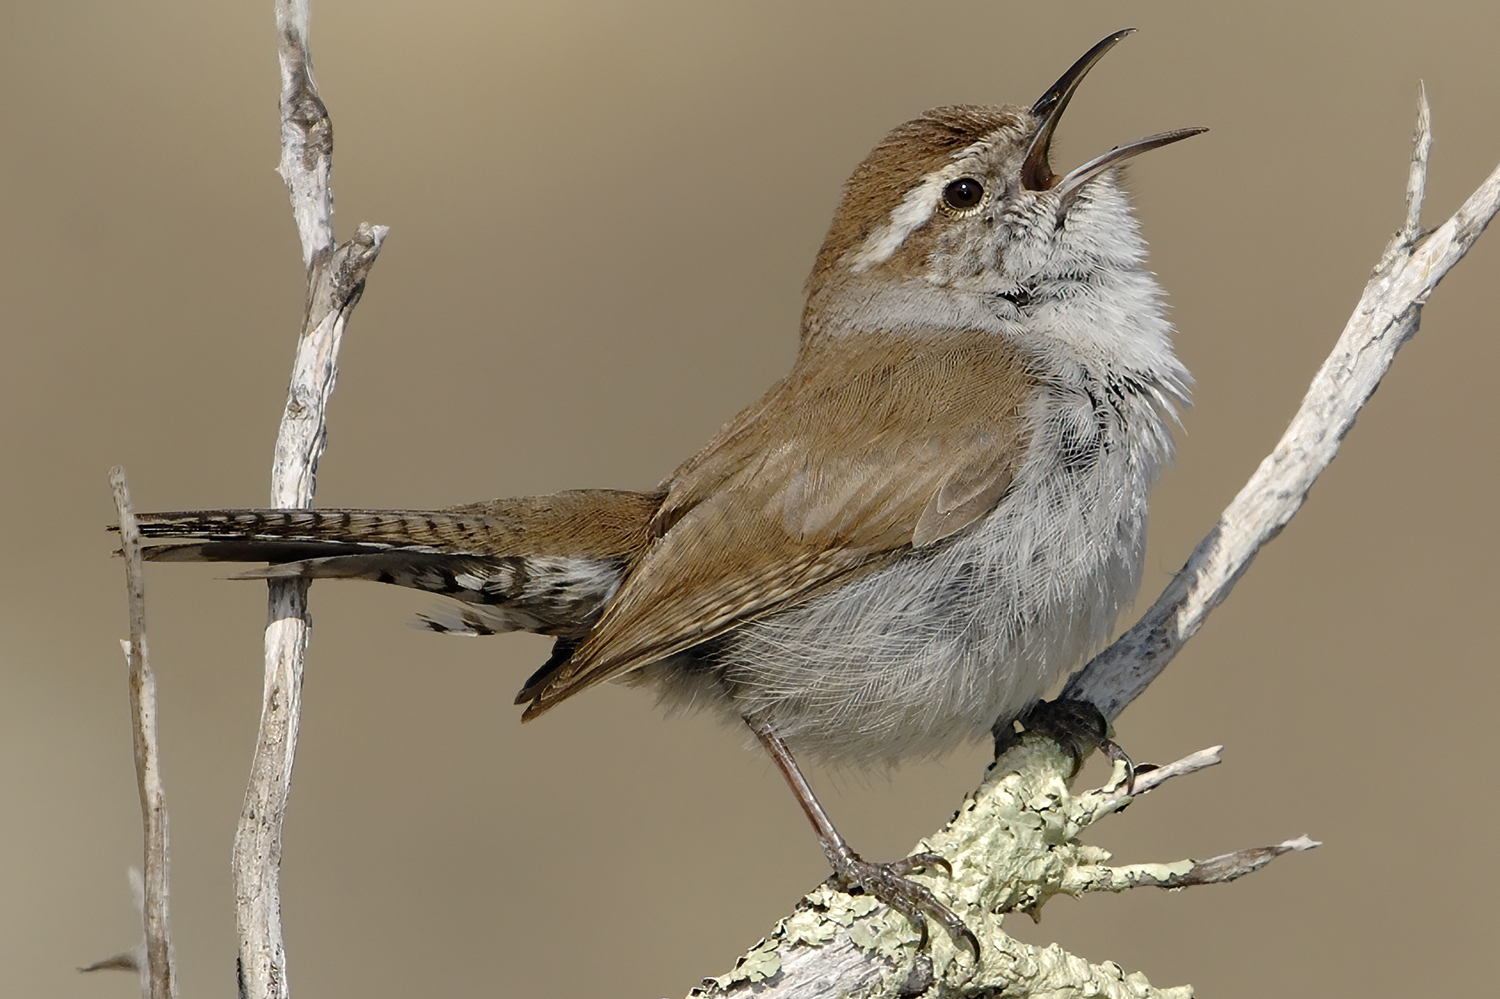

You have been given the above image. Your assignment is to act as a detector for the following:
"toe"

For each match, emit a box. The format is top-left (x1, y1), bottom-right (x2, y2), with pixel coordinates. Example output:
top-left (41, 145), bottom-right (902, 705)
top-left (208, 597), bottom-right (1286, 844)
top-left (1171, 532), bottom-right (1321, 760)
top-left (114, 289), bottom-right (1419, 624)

top-left (828, 853), bottom-right (977, 956)
top-left (890, 852), bottom-right (952, 877)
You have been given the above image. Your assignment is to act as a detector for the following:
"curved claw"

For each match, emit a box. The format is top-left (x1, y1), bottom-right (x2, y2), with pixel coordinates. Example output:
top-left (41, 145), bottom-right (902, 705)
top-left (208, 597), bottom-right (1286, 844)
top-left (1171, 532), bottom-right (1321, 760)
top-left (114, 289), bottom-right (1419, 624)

top-left (1021, 697), bottom-right (1128, 781)
top-left (891, 851), bottom-right (953, 878)
top-left (828, 852), bottom-right (979, 958)
top-left (884, 891), bottom-right (931, 950)
top-left (1099, 735), bottom-right (1138, 794)
top-left (935, 909), bottom-right (981, 960)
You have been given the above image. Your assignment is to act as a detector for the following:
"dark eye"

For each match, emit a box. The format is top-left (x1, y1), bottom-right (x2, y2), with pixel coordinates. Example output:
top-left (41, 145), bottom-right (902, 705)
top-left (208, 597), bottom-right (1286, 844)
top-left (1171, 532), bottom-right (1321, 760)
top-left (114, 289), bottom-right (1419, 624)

top-left (942, 177), bottom-right (985, 212)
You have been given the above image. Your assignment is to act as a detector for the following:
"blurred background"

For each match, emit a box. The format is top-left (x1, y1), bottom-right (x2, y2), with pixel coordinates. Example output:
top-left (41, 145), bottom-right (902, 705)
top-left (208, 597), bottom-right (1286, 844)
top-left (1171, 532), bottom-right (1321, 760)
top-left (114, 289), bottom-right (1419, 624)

top-left (3, 1), bottom-right (1497, 996)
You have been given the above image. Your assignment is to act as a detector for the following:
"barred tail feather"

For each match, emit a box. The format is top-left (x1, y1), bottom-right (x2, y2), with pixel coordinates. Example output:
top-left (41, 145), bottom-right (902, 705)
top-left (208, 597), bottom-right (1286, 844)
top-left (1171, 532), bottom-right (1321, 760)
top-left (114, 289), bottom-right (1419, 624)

top-left (132, 489), bottom-right (660, 563)
top-left (135, 509), bottom-right (496, 559)
top-left (124, 490), bottom-right (656, 657)
top-left (128, 508), bottom-right (642, 642)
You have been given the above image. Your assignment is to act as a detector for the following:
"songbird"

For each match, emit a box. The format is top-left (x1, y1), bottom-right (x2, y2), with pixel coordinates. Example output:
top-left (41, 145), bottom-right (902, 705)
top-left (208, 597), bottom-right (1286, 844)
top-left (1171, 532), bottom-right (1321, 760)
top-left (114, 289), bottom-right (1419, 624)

top-left (132, 30), bottom-right (1203, 948)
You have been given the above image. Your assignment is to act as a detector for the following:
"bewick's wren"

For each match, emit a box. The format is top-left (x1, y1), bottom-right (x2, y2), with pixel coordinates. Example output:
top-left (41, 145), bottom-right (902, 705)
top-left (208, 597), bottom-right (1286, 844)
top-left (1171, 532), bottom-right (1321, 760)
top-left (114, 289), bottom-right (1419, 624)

top-left (133, 30), bottom-right (1203, 948)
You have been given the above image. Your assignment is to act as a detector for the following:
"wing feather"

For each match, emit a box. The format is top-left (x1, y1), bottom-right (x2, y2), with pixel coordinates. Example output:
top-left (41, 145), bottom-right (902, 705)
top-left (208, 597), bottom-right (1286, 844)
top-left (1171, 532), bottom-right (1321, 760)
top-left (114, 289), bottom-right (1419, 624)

top-left (521, 332), bottom-right (1036, 715)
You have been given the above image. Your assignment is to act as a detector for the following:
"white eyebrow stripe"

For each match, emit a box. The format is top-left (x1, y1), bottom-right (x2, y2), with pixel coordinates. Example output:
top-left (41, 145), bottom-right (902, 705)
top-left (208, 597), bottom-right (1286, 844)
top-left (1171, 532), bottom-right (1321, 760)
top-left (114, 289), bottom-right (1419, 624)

top-left (846, 132), bottom-right (1003, 274)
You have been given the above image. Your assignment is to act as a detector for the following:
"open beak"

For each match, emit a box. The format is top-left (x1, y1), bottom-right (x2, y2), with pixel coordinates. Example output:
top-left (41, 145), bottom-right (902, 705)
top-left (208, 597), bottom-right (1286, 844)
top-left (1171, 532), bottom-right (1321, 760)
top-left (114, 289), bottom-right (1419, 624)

top-left (1021, 29), bottom-right (1207, 197)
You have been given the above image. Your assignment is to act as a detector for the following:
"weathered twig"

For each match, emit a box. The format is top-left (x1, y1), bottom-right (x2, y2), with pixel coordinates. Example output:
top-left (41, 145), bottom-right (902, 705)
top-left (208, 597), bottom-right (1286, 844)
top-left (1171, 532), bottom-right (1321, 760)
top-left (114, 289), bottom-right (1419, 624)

top-left (275, 0), bottom-right (333, 273)
top-left (1061, 86), bottom-right (1496, 720)
top-left (1398, 82), bottom-right (1433, 250)
top-left (1067, 744), bottom-right (1223, 827)
top-left (1063, 835), bottom-right (1321, 894)
top-left (692, 87), bottom-right (1499, 999)
top-left (96, 467), bottom-right (177, 999)
top-left (1117, 744), bottom-right (1221, 795)
top-left (235, 5), bottom-right (388, 998)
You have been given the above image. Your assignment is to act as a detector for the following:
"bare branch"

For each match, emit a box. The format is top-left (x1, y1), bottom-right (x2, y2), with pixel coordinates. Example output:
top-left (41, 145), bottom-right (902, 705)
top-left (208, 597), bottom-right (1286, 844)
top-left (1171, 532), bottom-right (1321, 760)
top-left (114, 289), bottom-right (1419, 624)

top-left (269, 221), bottom-right (387, 509)
top-left (1061, 92), bottom-right (1500, 720)
top-left (1399, 83), bottom-right (1433, 249)
top-left (234, 6), bottom-right (388, 998)
top-left (1128, 745), bottom-right (1223, 795)
top-left (107, 467), bottom-right (177, 999)
top-left (275, 0), bottom-right (333, 271)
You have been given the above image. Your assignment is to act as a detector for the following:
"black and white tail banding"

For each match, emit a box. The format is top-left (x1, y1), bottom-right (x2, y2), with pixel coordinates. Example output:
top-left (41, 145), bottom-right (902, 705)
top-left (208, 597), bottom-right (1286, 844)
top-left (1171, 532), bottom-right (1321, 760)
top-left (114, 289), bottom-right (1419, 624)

top-left (131, 509), bottom-right (628, 639)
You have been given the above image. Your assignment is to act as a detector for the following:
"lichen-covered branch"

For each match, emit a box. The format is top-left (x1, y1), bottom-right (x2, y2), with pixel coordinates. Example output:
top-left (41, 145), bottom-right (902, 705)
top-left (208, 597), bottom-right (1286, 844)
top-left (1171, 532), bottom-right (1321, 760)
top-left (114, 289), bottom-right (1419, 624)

top-left (1064, 836), bottom-right (1320, 895)
top-left (234, 5), bottom-right (387, 998)
top-left (95, 468), bottom-right (177, 999)
top-left (692, 737), bottom-right (1273, 999)
top-left (690, 89), bottom-right (1498, 999)
top-left (1061, 86), bottom-right (1499, 721)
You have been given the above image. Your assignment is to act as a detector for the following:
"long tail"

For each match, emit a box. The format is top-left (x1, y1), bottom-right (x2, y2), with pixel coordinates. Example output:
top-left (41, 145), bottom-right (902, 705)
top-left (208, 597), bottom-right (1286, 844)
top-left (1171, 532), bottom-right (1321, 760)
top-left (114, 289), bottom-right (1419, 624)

top-left (128, 489), bottom-right (660, 639)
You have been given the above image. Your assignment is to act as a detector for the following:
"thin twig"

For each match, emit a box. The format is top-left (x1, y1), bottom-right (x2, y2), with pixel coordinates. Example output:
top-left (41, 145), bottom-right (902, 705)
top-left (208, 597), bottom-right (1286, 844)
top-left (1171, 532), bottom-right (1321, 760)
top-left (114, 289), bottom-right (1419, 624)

top-left (107, 467), bottom-right (177, 999)
top-left (1069, 745), bottom-right (1225, 827)
top-left (1170, 835), bottom-right (1321, 886)
top-left (275, 0), bottom-right (333, 272)
top-left (1068, 835), bottom-right (1321, 894)
top-left (1400, 83), bottom-right (1433, 248)
top-left (234, 5), bottom-right (388, 998)
top-left (1128, 745), bottom-right (1223, 796)
top-left (1061, 90), bottom-right (1500, 720)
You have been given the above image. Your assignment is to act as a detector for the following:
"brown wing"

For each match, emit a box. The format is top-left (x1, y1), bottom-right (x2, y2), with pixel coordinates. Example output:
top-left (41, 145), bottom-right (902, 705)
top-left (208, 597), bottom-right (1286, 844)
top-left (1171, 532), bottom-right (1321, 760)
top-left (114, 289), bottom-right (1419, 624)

top-left (519, 332), bottom-right (1035, 717)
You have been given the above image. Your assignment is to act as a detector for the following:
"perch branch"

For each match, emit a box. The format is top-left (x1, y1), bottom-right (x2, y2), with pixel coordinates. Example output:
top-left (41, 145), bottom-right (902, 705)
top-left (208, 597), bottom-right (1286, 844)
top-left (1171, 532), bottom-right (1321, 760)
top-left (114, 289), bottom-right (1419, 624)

top-left (102, 467), bottom-right (177, 999)
top-left (691, 738), bottom-right (1276, 999)
top-left (1061, 84), bottom-right (1499, 720)
top-left (691, 88), bottom-right (1499, 999)
top-left (234, 4), bottom-right (387, 998)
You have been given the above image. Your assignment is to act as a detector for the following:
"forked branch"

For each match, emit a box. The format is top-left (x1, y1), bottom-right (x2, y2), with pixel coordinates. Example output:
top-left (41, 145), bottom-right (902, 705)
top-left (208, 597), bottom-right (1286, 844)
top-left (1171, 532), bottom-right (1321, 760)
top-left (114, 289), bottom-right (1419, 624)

top-left (234, 4), bottom-right (387, 999)
top-left (1061, 84), bottom-right (1490, 720)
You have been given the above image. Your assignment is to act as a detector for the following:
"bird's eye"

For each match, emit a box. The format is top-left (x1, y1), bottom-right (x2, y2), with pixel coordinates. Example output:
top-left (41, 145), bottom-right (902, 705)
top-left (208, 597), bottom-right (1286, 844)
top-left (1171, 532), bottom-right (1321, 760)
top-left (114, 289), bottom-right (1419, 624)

top-left (941, 177), bottom-right (985, 213)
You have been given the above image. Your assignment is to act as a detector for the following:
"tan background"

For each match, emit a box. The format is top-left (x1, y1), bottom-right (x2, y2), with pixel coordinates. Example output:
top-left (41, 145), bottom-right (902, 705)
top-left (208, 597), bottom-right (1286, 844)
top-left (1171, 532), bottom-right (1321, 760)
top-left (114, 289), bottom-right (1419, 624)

top-left (3, 1), bottom-right (1497, 996)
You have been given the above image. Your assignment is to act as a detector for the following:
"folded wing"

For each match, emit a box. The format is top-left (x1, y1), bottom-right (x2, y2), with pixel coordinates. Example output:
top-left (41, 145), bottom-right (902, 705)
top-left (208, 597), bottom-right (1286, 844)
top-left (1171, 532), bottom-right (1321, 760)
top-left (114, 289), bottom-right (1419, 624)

top-left (520, 332), bottom-right (1035, 716)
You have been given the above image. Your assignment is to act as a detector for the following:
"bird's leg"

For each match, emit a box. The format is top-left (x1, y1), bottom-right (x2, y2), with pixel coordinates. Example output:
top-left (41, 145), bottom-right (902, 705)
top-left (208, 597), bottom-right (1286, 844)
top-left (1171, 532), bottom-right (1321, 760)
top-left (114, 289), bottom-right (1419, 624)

top-left (1016, 697), bottom-right (1136, 792)
top-left (747, 717), bottom-right (979, 956)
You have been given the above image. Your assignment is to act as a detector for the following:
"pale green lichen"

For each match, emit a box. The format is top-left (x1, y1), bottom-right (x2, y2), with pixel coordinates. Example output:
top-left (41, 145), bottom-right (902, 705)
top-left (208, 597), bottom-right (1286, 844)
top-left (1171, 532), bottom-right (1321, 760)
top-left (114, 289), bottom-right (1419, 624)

top-left (694, 735), bottom-right (1211, 997)
top-left (1062, 859), bottom-right (1199, 896)
top-left (706, 933), bottom-right (783, 990)
top-left (782, 904), bottom-right (843, 947)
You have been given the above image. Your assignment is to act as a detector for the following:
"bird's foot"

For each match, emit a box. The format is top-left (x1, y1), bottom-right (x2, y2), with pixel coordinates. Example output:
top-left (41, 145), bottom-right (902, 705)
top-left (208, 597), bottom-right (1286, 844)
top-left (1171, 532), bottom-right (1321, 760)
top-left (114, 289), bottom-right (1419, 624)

top-left (825, 848), bottom-right (979, 957)
top-left (1018, 697), bottom-right (1136, 792)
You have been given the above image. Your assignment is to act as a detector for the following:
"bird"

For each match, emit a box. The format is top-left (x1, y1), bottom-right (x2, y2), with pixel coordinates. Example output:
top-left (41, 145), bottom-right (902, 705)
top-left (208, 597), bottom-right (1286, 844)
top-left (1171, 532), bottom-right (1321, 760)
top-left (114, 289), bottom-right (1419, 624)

top-left (131, 29), bottom-right (1203, 950)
